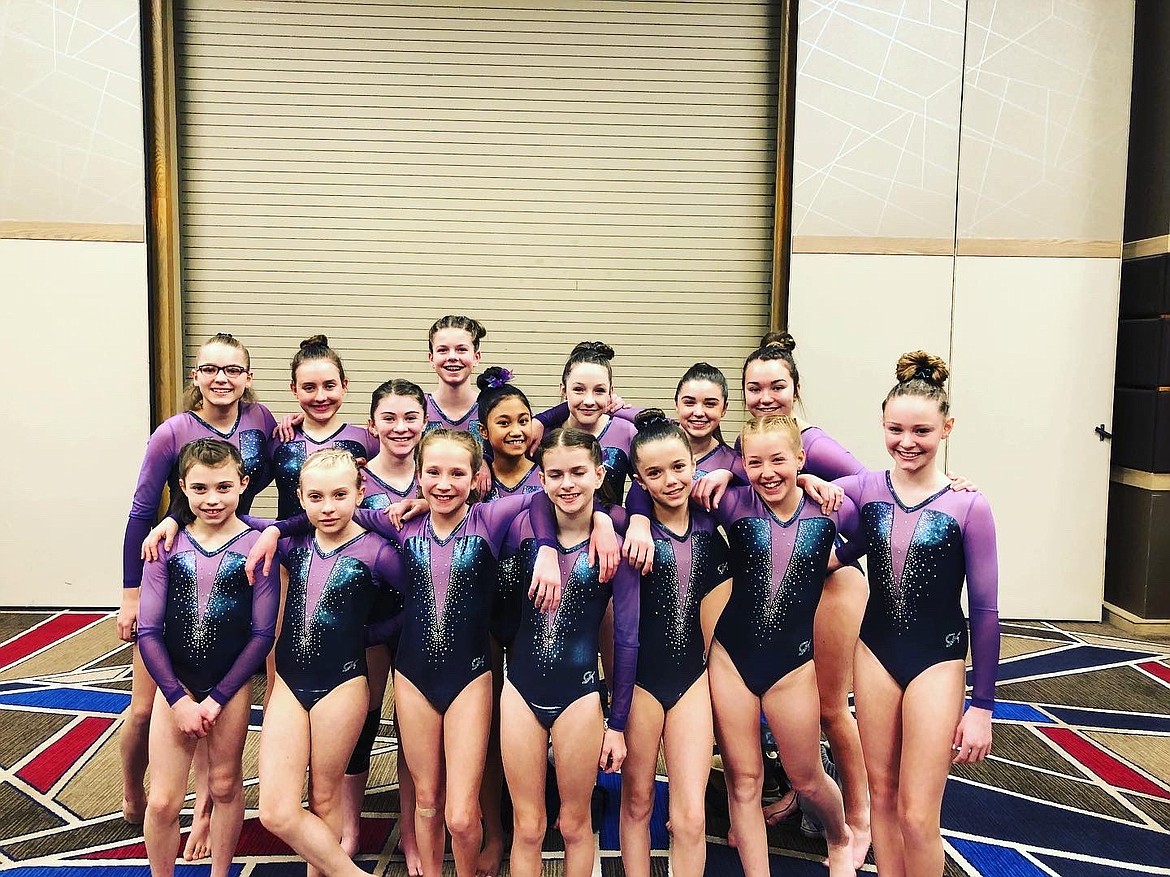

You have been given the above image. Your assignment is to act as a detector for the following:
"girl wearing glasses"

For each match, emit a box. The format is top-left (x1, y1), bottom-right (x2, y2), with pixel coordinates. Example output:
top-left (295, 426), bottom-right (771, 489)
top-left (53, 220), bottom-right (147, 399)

top-left (118, 332), bottom-right (277, 859)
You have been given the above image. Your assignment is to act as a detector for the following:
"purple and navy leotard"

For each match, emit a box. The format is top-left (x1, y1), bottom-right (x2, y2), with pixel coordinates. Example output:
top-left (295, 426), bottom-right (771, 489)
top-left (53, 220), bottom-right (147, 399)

top-left (270, 424), bottom-right (378, 519)
top-left (360, 468), bottom-right (419, 511)
top-left (533, 405), bottom-right (637, 501)
top-left (274, 530), bottom-right (404, 711)
top-left (501, 512), bottom-right (640, 731)
top-left (835, 471), bottom-right (1000, 709)
top-left (635, 510), bottom-right (730, 711)
top-left (484, 463), bottom-right (543, 504)
top-left (425, 393), bottom-right (481, 444)
top-left (123, 403), bottom-right (277, 589)
top-left (137, 528), bottom-right (279, 706)
top-left (710, 486), bottom-right (858, 696)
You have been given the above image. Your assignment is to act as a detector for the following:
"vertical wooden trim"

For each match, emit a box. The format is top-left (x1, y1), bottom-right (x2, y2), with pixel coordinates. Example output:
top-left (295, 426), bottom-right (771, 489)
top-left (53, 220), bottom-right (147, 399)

top-left (770, 0), bottom-right (798, 332)
top-left (142, 0), bottom-right (185, 425)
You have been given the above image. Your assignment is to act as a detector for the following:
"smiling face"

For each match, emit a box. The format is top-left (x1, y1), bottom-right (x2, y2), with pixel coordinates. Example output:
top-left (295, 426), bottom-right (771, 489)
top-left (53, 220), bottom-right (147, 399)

top-left (743, 359), bottom-right (796, 418)
top-left (293, 359), bottom-right (347, 427)
top-left (562, 362), bottom-right (612, 429)
top-left (741, 430), bottom-right (805, 510)
top-left (298, 461), bottom-right (363, 537)
top-left (418, 438), bottom-right (476, 516)
top-left (370, 393), bottom-right (425, 460)
top-left (633, 436), bottom-right (694, 513)
top-left (192, 341), bottom-right (252, 411)
top-left (539, 445), bottom-right (604, 518)
top-left (482, 396), bottom-right (533, 462)
top-left (180, 461), bottom-right (247, 526)
top-left (428, 328), bottom-right (481, 388)
top-left (882, 395), bottom-right (953, 474)
top-left (675, 378), bottom-right (728, 444)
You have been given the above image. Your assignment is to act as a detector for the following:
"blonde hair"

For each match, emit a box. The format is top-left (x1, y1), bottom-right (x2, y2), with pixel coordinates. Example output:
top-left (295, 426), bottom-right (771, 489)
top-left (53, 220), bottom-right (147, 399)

top-left (884, 351), bottom-right (950, 416)
top-left (184, 333), bottom-right (258, 411)
top-left (416, 429), bottom-right (485, 504)
top-left (740, 414), bottom-right (803, 455)
top-left (299, 447), bottom-right (362, 490)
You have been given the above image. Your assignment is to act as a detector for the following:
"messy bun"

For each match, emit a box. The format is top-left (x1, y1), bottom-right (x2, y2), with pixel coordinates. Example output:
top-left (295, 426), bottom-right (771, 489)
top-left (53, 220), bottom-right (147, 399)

top-left (884, 350), bottom-right (950, 415)
top-left (759, 331), bottom-right (796, 353)
top-left (630, 408), bottom-right (691, 473)
top-left (742, 330), bottom-right (800, 398)
top-left (291, 334), bottom-right (346, 383)
top-left (562, 340), bottom-right (616, 384)
top-left (477, 366), bottom-right (532, 423)
top-left (428, 315), bottom-right (488, 351)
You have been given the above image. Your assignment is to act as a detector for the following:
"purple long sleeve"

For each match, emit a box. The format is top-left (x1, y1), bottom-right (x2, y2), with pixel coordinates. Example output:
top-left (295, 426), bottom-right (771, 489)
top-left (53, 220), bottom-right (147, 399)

top-left (801, 426), bottom-right (865, 480)
top-left (136, 547), bottom-right (187, 706)
top-left (608, 556), bottom-right (640, 732)
top-left (124, 422), bottom-right (180, 588)
top-left (962, 495), bottom-right (1000, 710)
top-left (209, 560), bottom-right (279, 706)
top-left (528, 490), bottom-right (560, 549)
top-left (832, 475), bottom-right (867, 567)
top-left (535, 402), bottom-right (570, 430)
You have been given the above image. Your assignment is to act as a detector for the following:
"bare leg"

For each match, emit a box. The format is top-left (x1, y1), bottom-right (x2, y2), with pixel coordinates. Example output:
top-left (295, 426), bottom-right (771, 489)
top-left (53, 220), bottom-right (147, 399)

top-left (183, 743), bottom-right (213, 861)
top-left (599, 600), bottom-right (615, 683)
top-left (661, 676), bottom-right (713, 877)
top-left (341, 643), bottom-right (392, 857)
top-left (121, 644), bottom-right (155, 824)
top-left (550, 695), bottom-right (605, 877)
top-left (814, 566), bottom-right (870, 867)
top-left (761, 664), bottom-right (853, 877)
top-left (853, 643), bottom-right (906, 877)
top-left (258, 676), bottom-right (370, 877)
top-left (619, 687), bottom-right (665, 877)
top-left (262, 568), bottom-right (287, 712)
top-left (204, 687), bottom-right (251, 877)
top-left (499, 681), bottom-right (550, 877)
top-left (442, 674), bottom-right (493, 877)
top-left (477, 640), bottom-right (507, 877)
top-left (394, 670), bottom-right (448, 877)
top-left (144, 690), bottom-right (196, 877)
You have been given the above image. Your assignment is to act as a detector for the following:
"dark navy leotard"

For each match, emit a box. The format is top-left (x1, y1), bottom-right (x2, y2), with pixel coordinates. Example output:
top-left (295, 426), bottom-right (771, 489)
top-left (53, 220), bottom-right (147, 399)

top-left (137, 528), bottom-right (279, 706)
top-left (835, 471), bottom-right (1000, 709)
top-left (484, 463), bottom-right (544, 646)
top-left (425, 394), bottom-right (482, 445)
top-left (709, 486), bottom-right (858, 697)
top-left (275, 530), bottom-right (404, 711)
top-left (360, 468), bottom-right (418, 511)
top-left (635, 510), bottom-right (730, 710)
top-left (270, 423), bottom-right (378, 519)
top-left (123, 403), bottom-right (277, 588)
top-left (501, 511), bottom-right (640, 731)
top-left (484, 463), bottom-right (543, 504)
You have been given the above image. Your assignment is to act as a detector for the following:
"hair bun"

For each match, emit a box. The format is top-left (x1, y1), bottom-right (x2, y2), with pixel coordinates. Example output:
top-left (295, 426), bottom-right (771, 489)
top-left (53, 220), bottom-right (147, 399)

top-left (634, 408), bottom-right (670, 432)
top-left (759, 331), bottom-right (796, 353)
top-left (571, 340), bottom-right (615, 361)
top-left (895, 351), bottom-right (949, 387)
top-left (476, 366), bottom-right (514, 392)
top-left (301, 334), bottom-right (329, 349)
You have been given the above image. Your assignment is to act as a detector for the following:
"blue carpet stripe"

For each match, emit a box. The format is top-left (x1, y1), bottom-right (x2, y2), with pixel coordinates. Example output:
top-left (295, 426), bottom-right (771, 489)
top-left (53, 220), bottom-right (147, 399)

top-left (0, 687), bottom-right (131, 714)
top-left (1034, 852), bottom-right (1170, 876)
top-left (988, 646), bottom-right (1157, 684)
top-left (948, 838), bottom-right (1048, 875)
top-left (985, 701), bottom-right (1052, 722)
top-left (1043, 705), bottom-right (1170, 733)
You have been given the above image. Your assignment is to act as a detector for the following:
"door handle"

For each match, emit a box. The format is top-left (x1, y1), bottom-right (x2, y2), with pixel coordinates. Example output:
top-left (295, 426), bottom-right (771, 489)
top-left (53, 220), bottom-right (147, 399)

top-left (1095, 424), bottom-right (1112, 441)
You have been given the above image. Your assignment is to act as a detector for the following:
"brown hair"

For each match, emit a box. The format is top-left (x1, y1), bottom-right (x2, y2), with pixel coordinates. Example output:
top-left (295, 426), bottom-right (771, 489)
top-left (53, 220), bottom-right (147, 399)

top-left (561, 341), bottom-right (615, 385)
top-left (291, 334), bottom-right (346, 383)
top-left (370, 378), bottom-right (427, 420)
top-left (740, 413), bottom-right (803, 456)
top-left (428, 315), bottom-right (487, 351)
top-left (884, 351), bottom-right (951, 415)
top-left (416, 429), bottom-right (485, 504)
top-left (184, 333), bottom-right (258, 411)
top-left (630, 408), bottom-right (692, 474)
top-left (535, 426), bottom-right (616, 506)
top-left (741, 331), bottom-right (800, 400)
top-left (299, 447), bottom-right (363, 490)
top-left (176, 438), bottom-right (246, 524)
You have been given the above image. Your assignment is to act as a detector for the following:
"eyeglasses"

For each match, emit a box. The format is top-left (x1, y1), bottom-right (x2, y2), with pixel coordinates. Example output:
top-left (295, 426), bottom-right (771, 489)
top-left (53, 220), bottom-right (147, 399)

top-left (195, 364), bottom-right (250, 379)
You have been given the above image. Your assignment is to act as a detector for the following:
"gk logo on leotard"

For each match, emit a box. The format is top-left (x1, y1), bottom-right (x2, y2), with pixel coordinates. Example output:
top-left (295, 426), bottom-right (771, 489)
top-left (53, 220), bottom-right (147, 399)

top-left (944, 632), bottom-right (962, 648)
top-left (798, 640), bottom-right (811, 656)
top-left (342, 660), bottom-right (359, 672)
top-left (471, 656), bottom-right (486, 671)
top-left (582, 670), bottom-right (597, 685)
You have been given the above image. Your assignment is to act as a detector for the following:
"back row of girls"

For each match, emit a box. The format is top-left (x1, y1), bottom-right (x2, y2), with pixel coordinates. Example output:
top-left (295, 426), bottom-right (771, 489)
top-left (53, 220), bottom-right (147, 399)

top-left (122, 317), bottom-right (999, 877)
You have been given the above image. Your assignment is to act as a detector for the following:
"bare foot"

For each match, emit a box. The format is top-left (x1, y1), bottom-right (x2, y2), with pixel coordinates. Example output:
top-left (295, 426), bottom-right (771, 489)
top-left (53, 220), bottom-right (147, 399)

top-left (475, 832), bottom-right (505, 877)
top-left (122, 793), bottom-right (146, 826)
top-left (826, 825), bottom-right (855, 877)
top-left (763, 790), bottom-right (798, 826)
top-left (398, 833), bottom-right (423, 877)
top-left (183, 801), bottom-right (213, 861)
top-left (848, 821), bottom-right (871, 869)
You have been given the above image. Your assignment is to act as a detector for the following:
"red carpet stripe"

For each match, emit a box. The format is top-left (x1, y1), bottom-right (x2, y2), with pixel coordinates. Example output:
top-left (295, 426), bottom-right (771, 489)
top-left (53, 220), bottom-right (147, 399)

top-left (0, 613), bottom-right (106, 669)
top-left (1139, 660), bottom-right (1170, 684)
top-left (17, 716), bottom-right (115, 792)
top-left (1040, 727), bottom-right (1170, 799)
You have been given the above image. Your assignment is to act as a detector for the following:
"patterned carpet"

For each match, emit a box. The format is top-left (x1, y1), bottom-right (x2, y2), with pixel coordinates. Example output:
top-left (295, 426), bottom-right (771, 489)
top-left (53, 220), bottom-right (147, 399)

top-left (0, 612), bottom-right (1167, 875)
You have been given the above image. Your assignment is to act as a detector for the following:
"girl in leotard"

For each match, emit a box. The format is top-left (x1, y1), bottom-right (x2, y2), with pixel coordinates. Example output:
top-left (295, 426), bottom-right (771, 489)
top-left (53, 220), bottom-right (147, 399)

top-left (707, 415), bottom-right (856, 877)
top-left (271, 336), bottom-right (378, 520)
top-left (256, 449), bottom-right (406, 877)
top-left (341, 379), bottom-right (426, 873)
top-left (619, 411), bottom-right (731, 877)
top-left (558, 341), bottom-right (636, 502)
top-left (498, 427), bottom-right (638, 877)
top-left (138, 440), bottom-right (278, 877)
top-left (832, 352), bottom-right (999, 877)
top-left (425, 315), bottom-right (487, 439)
top-left (120, 332), bottom-right (275, 855)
